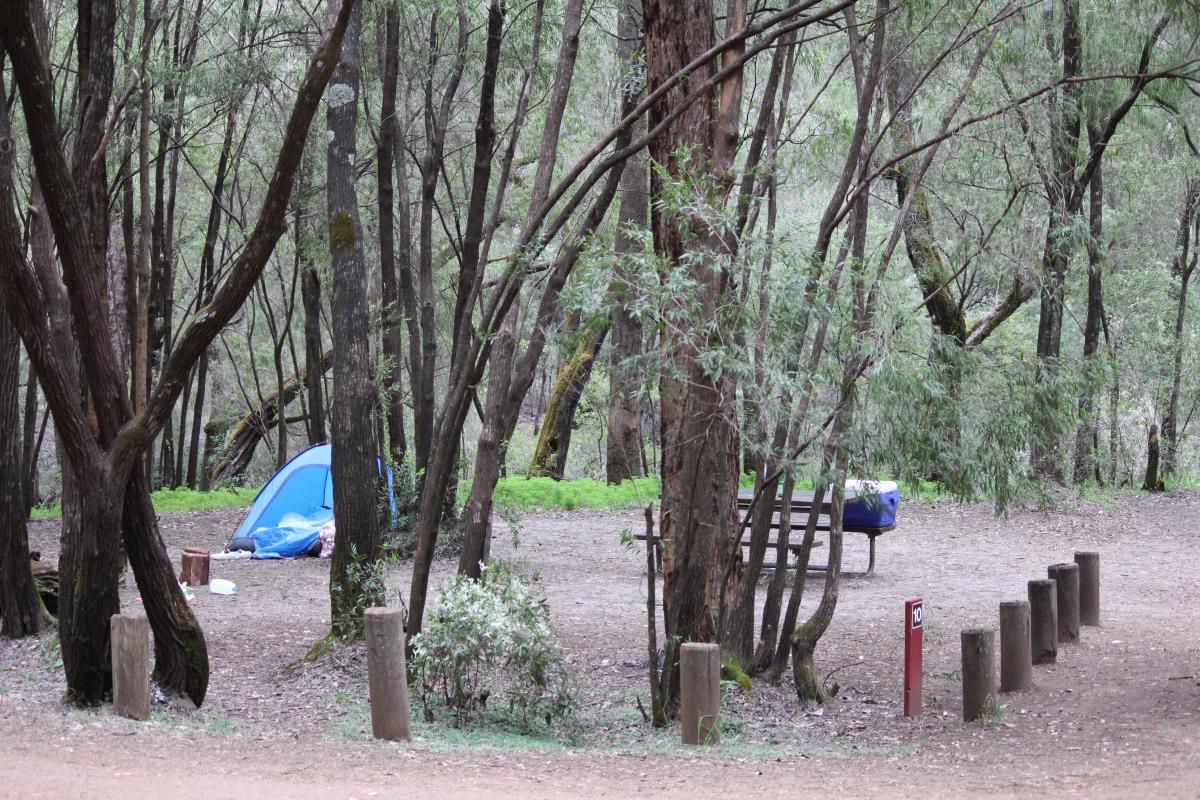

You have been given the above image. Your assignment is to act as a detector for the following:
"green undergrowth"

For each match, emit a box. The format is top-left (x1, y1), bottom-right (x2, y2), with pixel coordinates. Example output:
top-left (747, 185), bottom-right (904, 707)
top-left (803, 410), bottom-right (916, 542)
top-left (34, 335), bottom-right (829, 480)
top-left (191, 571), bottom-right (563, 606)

top-left (29, 485), bottom-right (260, 521)
top-left (492, 476), bottom-right (661, 512)
top-left (24, 471), bottom-right (964, 523)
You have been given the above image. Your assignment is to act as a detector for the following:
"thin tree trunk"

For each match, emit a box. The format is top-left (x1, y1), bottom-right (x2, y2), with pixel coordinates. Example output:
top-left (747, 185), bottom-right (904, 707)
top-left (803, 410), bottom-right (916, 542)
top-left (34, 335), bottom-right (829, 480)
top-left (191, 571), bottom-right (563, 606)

top-left (606, 0), bottom-right (647, 485)
top-left (377, 5), bottom-right (406, 466)
top-left (1161, 177), bottom-right (1198, 474)
top-left (1072, 144), bottom-right (1106, 484)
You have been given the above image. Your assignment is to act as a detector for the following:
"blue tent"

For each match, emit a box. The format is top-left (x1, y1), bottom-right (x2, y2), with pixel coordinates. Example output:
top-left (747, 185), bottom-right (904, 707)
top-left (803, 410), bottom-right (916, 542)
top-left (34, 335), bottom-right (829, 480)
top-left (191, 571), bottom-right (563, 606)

top-left (227, 443), bottom-right (393, 559)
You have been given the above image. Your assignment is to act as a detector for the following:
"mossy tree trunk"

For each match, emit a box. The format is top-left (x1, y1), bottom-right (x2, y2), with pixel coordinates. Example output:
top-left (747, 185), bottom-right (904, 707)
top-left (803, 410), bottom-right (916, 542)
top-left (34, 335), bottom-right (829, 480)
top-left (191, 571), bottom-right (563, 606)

top-left (529, 325), bottom-right (607, 479)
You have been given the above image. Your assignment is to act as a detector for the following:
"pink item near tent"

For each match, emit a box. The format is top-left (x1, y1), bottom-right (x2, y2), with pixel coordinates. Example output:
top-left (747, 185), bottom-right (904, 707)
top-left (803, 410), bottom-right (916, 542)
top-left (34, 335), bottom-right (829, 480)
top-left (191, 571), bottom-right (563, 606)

top-left (318, 520), bottom-right (336, 558)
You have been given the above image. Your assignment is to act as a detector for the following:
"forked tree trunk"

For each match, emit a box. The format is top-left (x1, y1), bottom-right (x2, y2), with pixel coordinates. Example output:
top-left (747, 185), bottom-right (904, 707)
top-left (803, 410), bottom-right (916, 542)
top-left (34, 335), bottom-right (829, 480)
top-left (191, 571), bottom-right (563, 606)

top-left (459, 0), bottom-right (585, 577)
top-left (0, 0), bottom-right (353, 704)
top-left (326, 0), bottom-right (383, 635)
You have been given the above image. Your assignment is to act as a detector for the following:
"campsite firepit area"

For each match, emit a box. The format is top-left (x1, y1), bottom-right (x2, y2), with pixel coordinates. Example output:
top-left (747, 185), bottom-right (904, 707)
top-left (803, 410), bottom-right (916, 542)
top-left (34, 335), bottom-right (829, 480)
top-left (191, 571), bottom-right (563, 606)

top-left (3, 492), bottom-right (1200, 797)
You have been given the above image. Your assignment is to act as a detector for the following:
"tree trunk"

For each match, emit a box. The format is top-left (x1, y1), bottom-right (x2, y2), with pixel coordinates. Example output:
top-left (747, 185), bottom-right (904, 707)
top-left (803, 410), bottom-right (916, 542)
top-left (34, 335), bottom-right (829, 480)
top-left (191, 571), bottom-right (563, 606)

top-left (209, 348), bottom-right (333, 485)
top-left (326, 0), bottom-right (383, 636)
top-left (377, 5), bottom-right (407, 466)
top-left (121, 464), bottom-right (208, 704)
top-left (529, 324), bottom-right (607, 479)
top-left (605, 0), bottom-right (648, 486)
top-left (1161, 177), bottom-right (1198, 474)
top-left (458, 0), bottom-right (585, 578)
top-left (0, 297), bottom-right (42, 637)
top-left (299, 174), bottom-right (328, 446)
top-left (1143, 423), bottom-right (1163, 492)
top-left (644, 0), bottom-right (741, 718)
top-left (1072, 144), bottom-right (1105, 485)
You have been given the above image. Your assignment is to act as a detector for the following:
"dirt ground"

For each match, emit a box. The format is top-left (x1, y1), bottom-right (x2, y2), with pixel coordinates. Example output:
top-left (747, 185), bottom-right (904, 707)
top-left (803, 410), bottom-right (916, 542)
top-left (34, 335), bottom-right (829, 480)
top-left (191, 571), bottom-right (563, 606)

top-left (2, 491), bottom-right (1199, 798)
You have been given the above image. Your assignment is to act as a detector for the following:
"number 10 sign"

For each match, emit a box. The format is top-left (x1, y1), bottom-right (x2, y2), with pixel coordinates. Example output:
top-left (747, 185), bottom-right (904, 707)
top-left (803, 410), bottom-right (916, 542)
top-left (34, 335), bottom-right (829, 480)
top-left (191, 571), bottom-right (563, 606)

top-left (904, 598), bottom-right (923, 717)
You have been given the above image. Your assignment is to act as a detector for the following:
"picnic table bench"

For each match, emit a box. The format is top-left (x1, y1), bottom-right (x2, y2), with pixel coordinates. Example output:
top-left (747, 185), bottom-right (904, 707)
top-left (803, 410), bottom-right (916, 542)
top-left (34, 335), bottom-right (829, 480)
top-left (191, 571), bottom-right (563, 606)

top-left (635, 488), bottom-right (894, 577)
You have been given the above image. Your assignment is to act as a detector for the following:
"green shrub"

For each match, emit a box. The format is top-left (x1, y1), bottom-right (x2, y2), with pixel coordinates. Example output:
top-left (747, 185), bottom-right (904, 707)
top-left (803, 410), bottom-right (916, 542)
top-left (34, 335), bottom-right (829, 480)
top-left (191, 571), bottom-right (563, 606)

top-left (412, 562), bottom-right (575, 730)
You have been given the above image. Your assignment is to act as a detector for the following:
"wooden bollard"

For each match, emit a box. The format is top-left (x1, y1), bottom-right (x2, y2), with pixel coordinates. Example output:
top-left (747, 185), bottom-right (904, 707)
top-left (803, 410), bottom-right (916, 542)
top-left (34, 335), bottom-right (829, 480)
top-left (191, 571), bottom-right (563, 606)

top-left (1027, 579), bottom-right (1058, 665)
top-left (999, 601), bottom-right (1032, 693)
top-left (110, 613), bottom-right (150, 721)
top-left (180, 549), bottom-right (210, 586)
top-left (364, 607), bottom-right (411, 741)
top-left (680, 643), bottom-right (721, 745)
top-left (960, 628), bottom-right (996, 723)
top-left (1074, 551), bottom-right (1099, 626)
top-left (1048, 563), bottom-right (1080, 644)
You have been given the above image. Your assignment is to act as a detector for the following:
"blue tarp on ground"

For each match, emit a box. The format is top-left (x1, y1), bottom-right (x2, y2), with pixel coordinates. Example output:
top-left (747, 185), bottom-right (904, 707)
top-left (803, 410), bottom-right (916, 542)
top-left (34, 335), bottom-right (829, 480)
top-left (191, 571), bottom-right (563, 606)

top-left (227, 443), bottom-right (393, 559)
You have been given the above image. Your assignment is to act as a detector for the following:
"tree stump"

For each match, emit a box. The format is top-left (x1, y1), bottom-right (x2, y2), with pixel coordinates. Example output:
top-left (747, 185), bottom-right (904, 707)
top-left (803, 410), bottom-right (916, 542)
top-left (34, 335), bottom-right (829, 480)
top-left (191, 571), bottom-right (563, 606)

top-left (179, 549), bottom-right (210, 587)
top-left (1048, 563), bottom-right (1080, 644)
top-left (680, 642), bottom-right (721, 745)
top-left (1028, 579), bottom-right (1057, 665)
top-left (961, 627), bottom-right (996, 723)
top-left (1074, 551), bottom-right (1099, 626)
top-left (110, 613), bottom-right (150, 721)
top-left (999, 601), bottom-right (1032, 693)
top-left (364, 607), bottom-right (411, 741)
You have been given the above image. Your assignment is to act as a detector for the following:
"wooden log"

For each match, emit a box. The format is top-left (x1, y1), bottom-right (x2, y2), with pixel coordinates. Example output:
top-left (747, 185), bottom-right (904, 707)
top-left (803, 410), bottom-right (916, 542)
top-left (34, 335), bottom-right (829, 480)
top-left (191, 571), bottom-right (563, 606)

top-left (179, 549), bottom-right (210, 586)
top-left (680, 642), bottom-right (721, 745)
top-left (960, 627), bottom-right (996, 723)
top-left (1074, 551), bottom-right (1099, 626)
top-left (1048, 563), bottom-right (1080, 644)
top-left (999, 600), bottom-right (1032, 693)
top-left (110, 613), bottom-right (150, 721)
top-left (364, 607), bottom-right (411, 741)
top-left (1028, 579), bottom-right (1057, 665)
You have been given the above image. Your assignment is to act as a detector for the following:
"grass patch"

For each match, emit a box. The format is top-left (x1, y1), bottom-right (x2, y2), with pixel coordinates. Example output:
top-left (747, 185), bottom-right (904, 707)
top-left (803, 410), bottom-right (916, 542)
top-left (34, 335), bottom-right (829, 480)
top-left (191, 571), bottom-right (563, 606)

top-left (29, 486), bottom-right (260, 521)
top-left (493, 476), bottom-right (660, 512)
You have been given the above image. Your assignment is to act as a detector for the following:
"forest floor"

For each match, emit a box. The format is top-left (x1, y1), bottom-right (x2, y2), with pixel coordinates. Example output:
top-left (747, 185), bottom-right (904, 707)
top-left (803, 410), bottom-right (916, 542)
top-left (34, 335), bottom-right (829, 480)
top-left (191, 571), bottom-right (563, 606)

top-left (2, 490), bottom-right (1199, 798)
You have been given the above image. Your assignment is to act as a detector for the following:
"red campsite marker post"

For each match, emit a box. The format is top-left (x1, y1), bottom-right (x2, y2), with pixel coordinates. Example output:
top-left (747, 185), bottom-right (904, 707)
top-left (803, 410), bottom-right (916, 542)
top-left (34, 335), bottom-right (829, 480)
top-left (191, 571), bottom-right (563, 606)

top-left (904, 598), bottom-right (923, 717)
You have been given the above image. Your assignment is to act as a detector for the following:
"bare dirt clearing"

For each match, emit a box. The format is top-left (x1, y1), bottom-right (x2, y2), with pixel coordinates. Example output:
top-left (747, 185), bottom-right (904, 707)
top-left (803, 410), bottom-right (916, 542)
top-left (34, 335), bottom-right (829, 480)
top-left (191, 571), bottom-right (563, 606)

top-left (2, 492), bottom-right (1199, 798)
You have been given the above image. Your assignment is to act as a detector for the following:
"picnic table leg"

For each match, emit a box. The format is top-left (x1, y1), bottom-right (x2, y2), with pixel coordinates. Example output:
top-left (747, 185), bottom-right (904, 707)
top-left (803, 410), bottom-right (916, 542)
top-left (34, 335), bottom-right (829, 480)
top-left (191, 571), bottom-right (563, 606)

top-left (864, 533), bottom-right (877, 577)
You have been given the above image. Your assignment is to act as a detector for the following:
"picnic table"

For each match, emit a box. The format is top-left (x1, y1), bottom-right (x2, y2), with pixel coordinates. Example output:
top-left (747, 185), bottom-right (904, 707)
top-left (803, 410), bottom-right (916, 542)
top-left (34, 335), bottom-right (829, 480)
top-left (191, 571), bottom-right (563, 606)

top-left (636, 488), bottom-right (894, 578)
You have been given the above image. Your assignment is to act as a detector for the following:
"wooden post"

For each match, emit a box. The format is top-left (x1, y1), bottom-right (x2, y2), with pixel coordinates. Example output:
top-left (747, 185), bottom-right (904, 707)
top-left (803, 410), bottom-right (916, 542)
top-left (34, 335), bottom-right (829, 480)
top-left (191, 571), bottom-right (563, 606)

top-left (1027, 579), bottom-right (1057, 665)
top-left (999, 601), bottom-right (1032, 693)
top-left (960, 627), bottom-right (996, 723)
top-left (110, 613), bottom-right (150, 721)
top-left (364, 607), bottom-right (411, 741)
top-left (179, 549), bottom-right (210, 586)
top-left (1048, 563), bottom-right (1080, 644)
top-left (680, 642), bottom-right (721, 745)
top-left (1074, 551), bottom-right (1099, 626)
